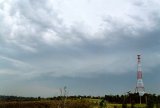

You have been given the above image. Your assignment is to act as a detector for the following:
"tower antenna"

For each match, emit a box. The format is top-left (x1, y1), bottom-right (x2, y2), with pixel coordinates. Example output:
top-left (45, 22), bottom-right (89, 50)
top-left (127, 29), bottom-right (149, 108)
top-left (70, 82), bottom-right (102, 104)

top-left (135, 55), bottom-right (145, 96)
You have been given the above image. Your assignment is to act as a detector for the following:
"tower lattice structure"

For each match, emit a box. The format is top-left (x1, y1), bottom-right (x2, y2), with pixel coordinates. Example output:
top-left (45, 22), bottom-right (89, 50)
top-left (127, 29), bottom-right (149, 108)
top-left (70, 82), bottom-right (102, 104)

top-left (135, 55), bottom-right (145, 95)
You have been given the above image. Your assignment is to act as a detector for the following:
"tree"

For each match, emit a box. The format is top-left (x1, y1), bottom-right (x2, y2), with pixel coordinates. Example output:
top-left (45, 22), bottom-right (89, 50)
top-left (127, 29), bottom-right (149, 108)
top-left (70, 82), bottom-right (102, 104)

top-left (58, 86), bottom-right (68, 108)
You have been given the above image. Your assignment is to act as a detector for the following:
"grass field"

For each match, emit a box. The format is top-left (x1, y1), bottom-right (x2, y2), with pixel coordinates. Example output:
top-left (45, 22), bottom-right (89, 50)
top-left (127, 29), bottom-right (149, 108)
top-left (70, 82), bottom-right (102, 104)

top-left (88, 98), bottom-right (148, 108)
top-left (0, 99), bottom-right (151, 108)
top-left (104, 103), bottom-right (146, 108)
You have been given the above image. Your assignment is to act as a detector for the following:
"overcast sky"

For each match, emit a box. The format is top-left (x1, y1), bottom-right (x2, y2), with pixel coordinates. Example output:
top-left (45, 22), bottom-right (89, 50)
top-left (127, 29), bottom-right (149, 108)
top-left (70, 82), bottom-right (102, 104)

top-left (0, 0), bottom-right (160, 97)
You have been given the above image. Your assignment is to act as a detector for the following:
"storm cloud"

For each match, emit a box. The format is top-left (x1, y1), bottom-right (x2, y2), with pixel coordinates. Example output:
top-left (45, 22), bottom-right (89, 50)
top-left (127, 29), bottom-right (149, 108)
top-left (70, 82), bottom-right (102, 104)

top-left (0, 0), bottom-right (160, 97)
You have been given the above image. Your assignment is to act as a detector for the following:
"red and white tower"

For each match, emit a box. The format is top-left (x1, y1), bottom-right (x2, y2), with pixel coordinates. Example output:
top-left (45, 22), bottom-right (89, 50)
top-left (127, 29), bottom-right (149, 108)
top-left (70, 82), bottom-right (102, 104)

top-left (135, 55), bottom-right (145, 95)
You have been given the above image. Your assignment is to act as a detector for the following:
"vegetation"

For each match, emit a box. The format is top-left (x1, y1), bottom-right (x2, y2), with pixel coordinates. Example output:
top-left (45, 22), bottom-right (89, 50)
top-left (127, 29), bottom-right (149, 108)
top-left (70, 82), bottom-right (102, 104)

top-left (1, 93), bottom-right (160, 108)
top-left (0, 99), bottom-right (92, 108)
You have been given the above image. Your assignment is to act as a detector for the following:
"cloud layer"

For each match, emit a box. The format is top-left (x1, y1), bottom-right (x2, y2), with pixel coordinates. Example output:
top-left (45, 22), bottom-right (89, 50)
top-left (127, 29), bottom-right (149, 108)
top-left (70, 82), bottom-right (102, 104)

top-left (0, 0), bottom-right (160, 96)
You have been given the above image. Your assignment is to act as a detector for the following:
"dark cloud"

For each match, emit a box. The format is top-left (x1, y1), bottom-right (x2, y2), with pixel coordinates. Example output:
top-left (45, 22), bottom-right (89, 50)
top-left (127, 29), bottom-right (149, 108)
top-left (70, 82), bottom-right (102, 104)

top-left (0, 0), bottom-right (160, 96)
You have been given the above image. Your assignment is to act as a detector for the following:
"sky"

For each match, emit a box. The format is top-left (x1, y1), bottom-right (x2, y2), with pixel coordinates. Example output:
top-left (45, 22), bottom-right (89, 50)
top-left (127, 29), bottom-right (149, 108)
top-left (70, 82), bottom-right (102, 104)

top-left (0, 0), bottom-right (160, 97)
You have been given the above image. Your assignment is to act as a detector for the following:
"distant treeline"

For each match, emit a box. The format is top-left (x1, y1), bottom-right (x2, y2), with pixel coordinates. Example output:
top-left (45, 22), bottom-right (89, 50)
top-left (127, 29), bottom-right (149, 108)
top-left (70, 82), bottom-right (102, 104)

top-left (1, 93), bottom-right (160, 104)
top-left (0, 95), bottom-right (102, 101)
top-left (104, 93), bottom-right (160, 108)
top-left (104, 93), bottom-right (160, 104)
top-left (0, 95), bottom-right (40, 101)
top-left (1, 93), bottom-right (160, 108)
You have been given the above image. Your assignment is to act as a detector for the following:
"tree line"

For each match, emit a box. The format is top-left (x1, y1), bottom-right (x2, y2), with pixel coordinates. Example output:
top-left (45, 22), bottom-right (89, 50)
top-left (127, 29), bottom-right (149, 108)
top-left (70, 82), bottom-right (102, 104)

top-left (1, 93), bottom-right (160, 105)
top-left (104, 93), bottom-right (160, 104)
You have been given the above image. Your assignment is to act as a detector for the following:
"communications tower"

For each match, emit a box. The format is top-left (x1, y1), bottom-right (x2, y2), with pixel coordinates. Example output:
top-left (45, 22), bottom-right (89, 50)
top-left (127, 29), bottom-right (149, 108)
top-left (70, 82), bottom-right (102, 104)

top-left (135, 55), bottom-right (145, 95)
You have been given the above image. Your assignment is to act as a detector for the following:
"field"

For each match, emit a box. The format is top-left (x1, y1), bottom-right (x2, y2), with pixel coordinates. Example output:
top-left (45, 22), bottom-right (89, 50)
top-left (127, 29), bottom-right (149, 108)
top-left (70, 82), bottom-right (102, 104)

top-left (0, 99), bottom-right (148, 108)
top-left (104, 104), bottom-right (146, 108)
top-left (0, 99), bottom-right (93, 108)
top-left (89, 99), bottom-right (147, 108)
top-left (0, 94), bottom-right (159, 108)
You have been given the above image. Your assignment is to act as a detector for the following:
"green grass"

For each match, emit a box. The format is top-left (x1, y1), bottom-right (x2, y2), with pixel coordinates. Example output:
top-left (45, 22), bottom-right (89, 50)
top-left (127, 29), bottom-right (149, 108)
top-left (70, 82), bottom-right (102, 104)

top-left (103, 103), bottom-right (146, 108)
top-left (0, 99), bottom-right (149, 108)
top-left (134, 104), bottom-right (146, 108)
top-left (87, 98), bottom-right (147, 108)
